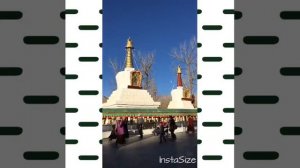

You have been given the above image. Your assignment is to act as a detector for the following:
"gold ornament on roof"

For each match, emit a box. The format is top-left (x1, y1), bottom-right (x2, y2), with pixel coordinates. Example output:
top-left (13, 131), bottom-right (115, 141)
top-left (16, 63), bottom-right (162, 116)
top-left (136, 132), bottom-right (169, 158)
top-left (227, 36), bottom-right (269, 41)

top-left (177, 66), bottom-right (182, 73)
top-left (125, 38), bottom-right (134, 68)
top-left (126, 38), bottom-right (133, 48)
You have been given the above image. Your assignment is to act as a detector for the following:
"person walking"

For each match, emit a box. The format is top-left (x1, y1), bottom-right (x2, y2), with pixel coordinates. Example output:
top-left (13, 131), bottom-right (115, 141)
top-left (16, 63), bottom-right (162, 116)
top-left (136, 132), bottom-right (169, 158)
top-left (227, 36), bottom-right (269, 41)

top-left (159, 121), bottom-right (167, 143)
top-left (123, 117), bottom-right (129, 138)
top-left (137, 115), bottom-right (144, 139)
top-left (168, 116), bottom-right (177, 140)
top-left (187, 115), bottom-right (195, 133)
top-left (115, 117), bottom-right (125, 145)
top-left (108, 124), bottom-right (117, 141)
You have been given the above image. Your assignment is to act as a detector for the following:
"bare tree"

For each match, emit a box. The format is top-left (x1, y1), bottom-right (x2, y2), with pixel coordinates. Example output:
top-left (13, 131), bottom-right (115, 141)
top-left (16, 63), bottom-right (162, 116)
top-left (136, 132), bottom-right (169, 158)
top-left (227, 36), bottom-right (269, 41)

top-left (171, 36), bottom-right (197, 95)
top-left (136, 51), bottom-right (158, 99)
top-left (157, 96), bottom-right (171, 109)
top-left (148, 79), bottom-right (158, 100)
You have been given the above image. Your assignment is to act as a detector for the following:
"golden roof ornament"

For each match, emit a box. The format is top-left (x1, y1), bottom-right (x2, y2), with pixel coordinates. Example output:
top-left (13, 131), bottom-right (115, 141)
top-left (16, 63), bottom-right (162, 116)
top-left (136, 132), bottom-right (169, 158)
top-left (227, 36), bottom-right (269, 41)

top-left (177, 66), bottom-right (182, 74)
top-left (125, 38), bottom-right (134, 68)
top-left (126, 38), bottom-right (133, 48)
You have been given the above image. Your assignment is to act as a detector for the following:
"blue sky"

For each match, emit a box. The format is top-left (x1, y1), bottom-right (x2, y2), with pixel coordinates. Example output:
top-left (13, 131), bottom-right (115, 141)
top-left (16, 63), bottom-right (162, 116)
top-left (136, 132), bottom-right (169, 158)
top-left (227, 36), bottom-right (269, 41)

top-left (103, 0), bottom-right (197, 96)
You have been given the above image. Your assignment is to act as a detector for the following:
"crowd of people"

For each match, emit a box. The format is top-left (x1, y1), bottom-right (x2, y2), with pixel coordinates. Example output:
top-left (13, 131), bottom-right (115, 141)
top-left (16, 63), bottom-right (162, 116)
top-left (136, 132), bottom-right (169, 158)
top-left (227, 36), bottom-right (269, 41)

top-left (108, 115), bottom-right (195, 145)
top-left (108, 115), bottom-right (145, 145)
top-left (155, 115), bottom-right (195, 143)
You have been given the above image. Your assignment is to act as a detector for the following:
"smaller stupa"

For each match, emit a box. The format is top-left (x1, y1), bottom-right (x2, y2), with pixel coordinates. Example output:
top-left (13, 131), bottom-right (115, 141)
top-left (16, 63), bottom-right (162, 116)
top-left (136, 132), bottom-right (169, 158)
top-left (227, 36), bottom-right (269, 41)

top-left (103, 38), bottom-right (160, 108)
top-left (168, 66), bottom-right (194, 109)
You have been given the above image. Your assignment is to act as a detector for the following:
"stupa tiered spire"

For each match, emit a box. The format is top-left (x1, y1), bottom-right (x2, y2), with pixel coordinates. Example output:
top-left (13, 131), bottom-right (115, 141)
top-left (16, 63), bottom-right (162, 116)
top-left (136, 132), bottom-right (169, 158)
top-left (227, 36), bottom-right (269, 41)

top-left (177, 66), bottom-right (183, 87)
top-left (125, 38), bottom-right (134, 68)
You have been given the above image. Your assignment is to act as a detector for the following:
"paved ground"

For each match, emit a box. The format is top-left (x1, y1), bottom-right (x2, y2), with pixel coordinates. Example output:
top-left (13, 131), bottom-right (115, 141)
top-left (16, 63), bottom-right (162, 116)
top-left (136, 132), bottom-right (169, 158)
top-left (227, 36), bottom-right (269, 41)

top-left (103, 132), bottom-right (197, 168)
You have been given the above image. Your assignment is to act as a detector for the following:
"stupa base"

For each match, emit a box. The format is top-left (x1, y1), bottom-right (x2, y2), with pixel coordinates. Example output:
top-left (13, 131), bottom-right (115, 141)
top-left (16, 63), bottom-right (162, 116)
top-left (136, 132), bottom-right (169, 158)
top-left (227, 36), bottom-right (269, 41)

top-left (168, 100), bottom-right (194, 109)
top-left (103, 88), bottom-right (160, 109)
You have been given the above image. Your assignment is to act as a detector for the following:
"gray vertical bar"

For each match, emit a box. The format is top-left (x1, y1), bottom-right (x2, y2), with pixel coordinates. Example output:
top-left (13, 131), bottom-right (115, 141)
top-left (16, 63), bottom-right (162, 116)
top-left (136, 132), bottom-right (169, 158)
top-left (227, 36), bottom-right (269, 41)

top-left (0, 0), bottom-right (65, 167)
top-left (236, 0), bottom-right (300, 167)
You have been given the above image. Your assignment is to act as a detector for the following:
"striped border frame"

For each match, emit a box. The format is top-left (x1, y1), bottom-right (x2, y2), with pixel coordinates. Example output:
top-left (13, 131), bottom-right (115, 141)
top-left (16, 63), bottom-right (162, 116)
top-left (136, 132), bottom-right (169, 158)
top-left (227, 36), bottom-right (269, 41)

top-left (65, 0), bottom-right (234, 167)
top-left (66, 0), bottom-right (102, 167)
top-left (197, 0), bottom-right (234, 167)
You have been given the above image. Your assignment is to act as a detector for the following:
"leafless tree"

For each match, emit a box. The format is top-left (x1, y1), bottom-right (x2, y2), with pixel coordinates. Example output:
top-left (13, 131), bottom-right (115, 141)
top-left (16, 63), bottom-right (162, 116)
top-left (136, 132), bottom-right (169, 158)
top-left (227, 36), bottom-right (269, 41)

top-left (157, 96), bottom-right (171, 109)
top-left (171, 37), bottom-right (197, 95)
top-left (148, 79), bottom-right (158, 100)
top-left (136, 51), bottom-right (158, 99)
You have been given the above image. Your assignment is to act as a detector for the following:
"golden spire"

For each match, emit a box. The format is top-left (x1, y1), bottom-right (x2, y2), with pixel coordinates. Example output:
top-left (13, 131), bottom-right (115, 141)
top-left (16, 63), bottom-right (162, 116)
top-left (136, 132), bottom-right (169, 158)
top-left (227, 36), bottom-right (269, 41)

top-left (177, 66), bottom-right (182, 73)
top-left (125, 38), bottom-right (134, 68)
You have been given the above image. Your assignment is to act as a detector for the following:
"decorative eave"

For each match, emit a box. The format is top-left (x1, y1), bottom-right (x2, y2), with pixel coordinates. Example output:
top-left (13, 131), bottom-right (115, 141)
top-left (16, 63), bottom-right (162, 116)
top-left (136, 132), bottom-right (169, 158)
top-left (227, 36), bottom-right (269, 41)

top-left (102, 108), bottom-right (197, 117)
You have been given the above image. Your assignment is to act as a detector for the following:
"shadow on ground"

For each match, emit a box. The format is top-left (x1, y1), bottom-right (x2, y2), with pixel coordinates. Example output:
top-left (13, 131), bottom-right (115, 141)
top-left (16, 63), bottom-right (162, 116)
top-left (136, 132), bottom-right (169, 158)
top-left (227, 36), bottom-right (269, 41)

top-left (103, 132), bottom-right (197, 168)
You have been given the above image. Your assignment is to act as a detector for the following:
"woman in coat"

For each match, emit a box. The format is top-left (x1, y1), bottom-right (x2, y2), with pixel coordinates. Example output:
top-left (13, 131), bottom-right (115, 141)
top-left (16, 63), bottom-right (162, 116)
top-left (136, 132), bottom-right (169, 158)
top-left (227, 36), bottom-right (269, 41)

top-left (115, 117), bottom-right (125, 144)
top-left (123, 117), bottom-right (129, 138)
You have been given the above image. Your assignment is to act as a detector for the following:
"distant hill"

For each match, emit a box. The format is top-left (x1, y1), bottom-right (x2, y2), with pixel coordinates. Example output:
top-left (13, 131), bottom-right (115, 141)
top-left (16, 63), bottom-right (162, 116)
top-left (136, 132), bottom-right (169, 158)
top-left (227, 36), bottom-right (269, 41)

top-left (102, 96), bottom-right (108, 103)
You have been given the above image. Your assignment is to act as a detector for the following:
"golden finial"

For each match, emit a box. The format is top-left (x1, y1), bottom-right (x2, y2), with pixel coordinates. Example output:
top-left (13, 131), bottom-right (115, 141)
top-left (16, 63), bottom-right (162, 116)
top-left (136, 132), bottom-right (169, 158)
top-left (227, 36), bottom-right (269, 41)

top-left (177, 66), bottom-right (182, 73)
top-left (126, 38), bottom-right (133, 48)
top-left (125, 38), bottom-right (134, 68)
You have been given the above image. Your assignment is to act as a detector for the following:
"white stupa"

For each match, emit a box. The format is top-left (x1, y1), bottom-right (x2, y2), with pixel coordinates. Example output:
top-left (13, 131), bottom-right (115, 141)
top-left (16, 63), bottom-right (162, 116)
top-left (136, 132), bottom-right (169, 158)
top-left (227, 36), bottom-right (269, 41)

top-left (168, 66), bottom-right (194, 109)
top-left (103, 38), bottom-right (160, 108)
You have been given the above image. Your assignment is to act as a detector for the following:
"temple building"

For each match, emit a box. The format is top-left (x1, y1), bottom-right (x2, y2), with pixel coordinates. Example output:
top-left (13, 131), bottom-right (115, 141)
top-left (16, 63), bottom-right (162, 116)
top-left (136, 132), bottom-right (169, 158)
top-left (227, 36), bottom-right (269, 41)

top-left (102, 38), bottom-right (160, 108)
top-left (167, 66), bottom-right (195, 109)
